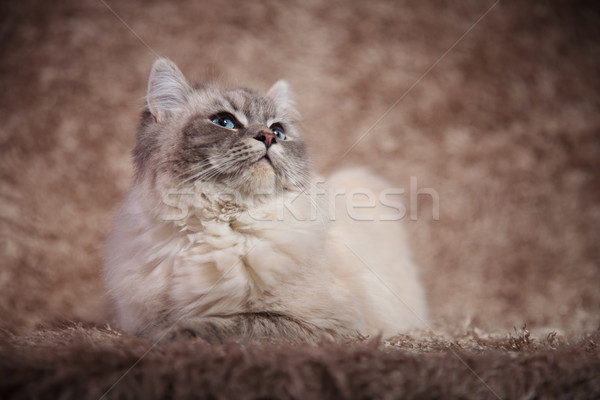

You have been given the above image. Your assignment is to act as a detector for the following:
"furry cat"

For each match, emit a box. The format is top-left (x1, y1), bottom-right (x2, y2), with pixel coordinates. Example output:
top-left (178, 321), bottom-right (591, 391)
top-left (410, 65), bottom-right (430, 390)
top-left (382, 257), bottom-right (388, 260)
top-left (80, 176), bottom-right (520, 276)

top-left (104, 58), bottom-right (427, 344)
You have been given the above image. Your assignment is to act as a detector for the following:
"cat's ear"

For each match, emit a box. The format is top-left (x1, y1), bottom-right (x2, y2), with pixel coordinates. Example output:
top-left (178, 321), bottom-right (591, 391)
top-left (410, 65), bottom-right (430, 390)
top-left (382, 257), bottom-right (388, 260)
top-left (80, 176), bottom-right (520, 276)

top-left (147, 58), bottom-right (191, 123)
top-left (267, 80), bottom-right (295, 110)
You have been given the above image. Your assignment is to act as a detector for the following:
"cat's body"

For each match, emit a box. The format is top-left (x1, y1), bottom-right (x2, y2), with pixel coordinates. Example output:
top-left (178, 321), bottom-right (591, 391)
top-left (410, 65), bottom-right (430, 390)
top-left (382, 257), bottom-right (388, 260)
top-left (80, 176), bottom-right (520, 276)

top-left (104, 58), bottom-right (427, 343)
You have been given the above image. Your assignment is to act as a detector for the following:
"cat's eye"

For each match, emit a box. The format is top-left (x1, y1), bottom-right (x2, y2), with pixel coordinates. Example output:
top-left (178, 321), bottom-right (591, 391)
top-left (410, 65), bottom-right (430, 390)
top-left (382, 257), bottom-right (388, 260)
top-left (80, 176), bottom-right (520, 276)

top-left (270, 123), bottom-right (286, 140)
top-left (210, 113), bottom-right (238, 130)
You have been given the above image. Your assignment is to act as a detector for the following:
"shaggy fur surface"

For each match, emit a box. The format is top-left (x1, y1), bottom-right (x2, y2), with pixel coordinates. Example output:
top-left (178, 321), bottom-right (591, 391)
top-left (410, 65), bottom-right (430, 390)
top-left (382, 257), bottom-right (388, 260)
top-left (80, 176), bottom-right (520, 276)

top-left (1, 0), bottom-right (599, 398)
top-left (1, 326), bottom-right (599, 399)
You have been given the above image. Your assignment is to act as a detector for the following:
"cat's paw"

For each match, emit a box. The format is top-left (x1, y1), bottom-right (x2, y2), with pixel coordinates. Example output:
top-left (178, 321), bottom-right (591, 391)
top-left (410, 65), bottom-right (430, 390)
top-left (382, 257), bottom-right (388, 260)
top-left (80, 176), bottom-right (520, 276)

top-left (142, 323), bottom-right (211, 344)
top-left (154, 318), bottom-right (238, 345)
top-left (166, 326), bottom-right (212, 343)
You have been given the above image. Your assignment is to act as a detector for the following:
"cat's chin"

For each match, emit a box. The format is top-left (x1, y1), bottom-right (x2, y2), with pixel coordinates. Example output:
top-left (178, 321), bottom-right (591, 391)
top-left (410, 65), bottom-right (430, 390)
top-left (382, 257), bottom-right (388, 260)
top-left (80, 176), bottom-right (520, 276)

top-left (254, 156), bottom-right (273, 168)
top-left (238, 157), bottom-right (277, 196)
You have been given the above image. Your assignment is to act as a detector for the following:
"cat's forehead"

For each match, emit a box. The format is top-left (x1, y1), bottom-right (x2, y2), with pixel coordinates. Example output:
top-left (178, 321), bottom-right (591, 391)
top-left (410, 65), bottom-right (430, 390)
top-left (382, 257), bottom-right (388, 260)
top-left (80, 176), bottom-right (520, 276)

top-left (194, 85), bottom-right (281, 123)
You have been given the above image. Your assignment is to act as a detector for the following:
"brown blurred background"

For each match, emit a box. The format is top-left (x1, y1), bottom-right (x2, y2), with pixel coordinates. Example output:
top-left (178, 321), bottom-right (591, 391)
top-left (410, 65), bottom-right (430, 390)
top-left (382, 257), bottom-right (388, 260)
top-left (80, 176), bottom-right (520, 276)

top-left (0, 0), bottom-right (599, 336)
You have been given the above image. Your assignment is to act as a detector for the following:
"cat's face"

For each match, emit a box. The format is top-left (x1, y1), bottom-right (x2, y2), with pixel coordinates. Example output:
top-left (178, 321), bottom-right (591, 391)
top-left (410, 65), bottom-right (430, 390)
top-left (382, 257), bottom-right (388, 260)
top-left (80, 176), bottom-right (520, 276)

top-left (134, 58), bottom-right (312, 202)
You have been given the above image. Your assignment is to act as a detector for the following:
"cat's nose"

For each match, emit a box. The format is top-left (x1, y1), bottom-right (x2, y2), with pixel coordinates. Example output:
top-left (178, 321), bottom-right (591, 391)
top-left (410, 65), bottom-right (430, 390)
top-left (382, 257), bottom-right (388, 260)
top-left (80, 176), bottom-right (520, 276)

top-left (254, 130), bottom-right (277, 149)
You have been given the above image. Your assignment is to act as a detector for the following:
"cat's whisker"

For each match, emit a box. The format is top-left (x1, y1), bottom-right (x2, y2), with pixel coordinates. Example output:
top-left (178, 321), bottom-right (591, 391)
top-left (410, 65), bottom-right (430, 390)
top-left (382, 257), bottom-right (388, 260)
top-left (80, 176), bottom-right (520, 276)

top-left (279, 168), bottom-right (328, 227)
top-left (174, 160), bottom-right (214, 176)
top-left (170, 162), bottom-right (215, 184)
top-left (178, 167), bottom-right (216, 186)
top-left (176, 158), bottom-right (239, 187)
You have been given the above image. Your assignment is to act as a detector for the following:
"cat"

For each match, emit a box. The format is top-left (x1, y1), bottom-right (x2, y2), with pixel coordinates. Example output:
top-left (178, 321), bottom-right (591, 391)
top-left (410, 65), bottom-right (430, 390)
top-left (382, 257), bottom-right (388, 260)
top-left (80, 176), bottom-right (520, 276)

top-left (103, 57), bottom-right (427, 344)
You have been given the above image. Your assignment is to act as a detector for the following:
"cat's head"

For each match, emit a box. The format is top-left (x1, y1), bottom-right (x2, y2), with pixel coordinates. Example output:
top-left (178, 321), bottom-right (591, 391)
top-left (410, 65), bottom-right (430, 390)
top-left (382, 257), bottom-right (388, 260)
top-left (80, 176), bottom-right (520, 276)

top-left (134, 58), bottom-right (312, 204)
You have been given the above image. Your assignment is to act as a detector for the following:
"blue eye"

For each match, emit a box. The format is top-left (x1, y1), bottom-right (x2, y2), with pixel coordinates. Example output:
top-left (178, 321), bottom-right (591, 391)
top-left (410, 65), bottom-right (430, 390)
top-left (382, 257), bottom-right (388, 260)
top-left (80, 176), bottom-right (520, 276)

top-left (211, 114), bottom-right (237, 129)
top-left (270, 123), bottom-right (286, 140)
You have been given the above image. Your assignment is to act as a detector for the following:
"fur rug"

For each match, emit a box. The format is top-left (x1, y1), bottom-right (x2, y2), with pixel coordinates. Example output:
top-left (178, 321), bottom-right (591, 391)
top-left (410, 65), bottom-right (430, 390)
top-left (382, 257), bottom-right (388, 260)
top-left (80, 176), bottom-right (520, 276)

top-left (1, 326), bottom-right (599, 399)
top-left (1, 0), bottom-right (599, 398)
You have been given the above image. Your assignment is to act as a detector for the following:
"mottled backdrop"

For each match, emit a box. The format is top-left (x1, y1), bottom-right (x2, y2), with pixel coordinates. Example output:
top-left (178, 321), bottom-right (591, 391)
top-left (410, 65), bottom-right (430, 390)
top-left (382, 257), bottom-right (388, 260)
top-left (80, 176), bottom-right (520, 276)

top-left (1, 0), bottom-right (599, 337)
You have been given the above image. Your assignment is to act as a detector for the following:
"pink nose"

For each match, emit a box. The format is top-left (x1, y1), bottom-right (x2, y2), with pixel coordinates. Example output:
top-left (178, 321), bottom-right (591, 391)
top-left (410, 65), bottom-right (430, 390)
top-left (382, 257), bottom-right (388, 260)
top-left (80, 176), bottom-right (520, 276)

top-left (255, 131), bottom-right (276, 149)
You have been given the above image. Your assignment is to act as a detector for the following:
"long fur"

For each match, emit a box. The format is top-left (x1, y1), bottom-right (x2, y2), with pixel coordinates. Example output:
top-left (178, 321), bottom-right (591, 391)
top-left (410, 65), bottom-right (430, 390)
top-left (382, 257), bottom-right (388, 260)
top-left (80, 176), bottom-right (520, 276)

top-left (104, 58), bottom-right (427, 343)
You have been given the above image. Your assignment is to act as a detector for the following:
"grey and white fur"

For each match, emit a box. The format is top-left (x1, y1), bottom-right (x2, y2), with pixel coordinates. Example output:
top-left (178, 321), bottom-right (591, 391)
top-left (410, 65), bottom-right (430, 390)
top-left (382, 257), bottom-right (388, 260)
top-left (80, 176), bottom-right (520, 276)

top-left (104, 58), bottom-right (427, 344)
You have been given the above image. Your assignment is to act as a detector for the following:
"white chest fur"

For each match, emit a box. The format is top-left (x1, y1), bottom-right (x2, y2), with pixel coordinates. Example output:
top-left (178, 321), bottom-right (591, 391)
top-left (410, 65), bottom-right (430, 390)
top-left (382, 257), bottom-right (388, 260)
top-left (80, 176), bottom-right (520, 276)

top-left (104, 170), bottom-right (428, 338)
